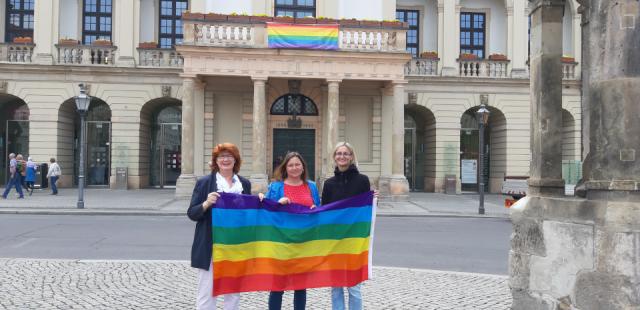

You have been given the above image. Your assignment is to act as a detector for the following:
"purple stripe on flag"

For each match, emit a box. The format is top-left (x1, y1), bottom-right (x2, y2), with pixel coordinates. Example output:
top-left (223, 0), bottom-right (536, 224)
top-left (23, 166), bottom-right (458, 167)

top-left (214, 191), bottom-right (373, 214)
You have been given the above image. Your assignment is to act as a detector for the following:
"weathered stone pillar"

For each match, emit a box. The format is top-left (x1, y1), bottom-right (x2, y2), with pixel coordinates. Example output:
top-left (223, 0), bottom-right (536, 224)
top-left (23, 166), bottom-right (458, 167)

top-left (437, 0), bottom-right (460, 76)
top-left (250, 77), bottom-right (268, 194)
top-left (33, 0), bottom-right (59, 65)
top-left (510, 1), bottom-right (640, 309)
top-left (113, 0), bottom-right (137, 67)
top-left (324, 79), bottom-right (341, 178)
top-left (382, 81), bottom-right (409, 199)
top-left (175, 77), bottom-right (197, 197)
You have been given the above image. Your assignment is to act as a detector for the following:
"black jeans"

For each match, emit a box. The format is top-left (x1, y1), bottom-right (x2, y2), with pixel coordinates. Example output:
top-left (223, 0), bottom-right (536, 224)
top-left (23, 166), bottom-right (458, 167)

top-left (268, 290), bottom-right (306, 310)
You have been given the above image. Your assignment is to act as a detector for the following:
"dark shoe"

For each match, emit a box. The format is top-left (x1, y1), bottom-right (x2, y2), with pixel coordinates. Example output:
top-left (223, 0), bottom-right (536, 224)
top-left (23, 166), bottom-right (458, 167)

top-left (29, 191), bottom-right (33, 196)
top-left (18, 196), bottom-right (24, 199)
top-left (1, 196), bottom-right (6, 199)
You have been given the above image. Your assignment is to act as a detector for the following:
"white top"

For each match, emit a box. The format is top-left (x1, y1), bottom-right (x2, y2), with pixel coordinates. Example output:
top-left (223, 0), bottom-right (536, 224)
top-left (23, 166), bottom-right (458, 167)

top-left (215, 172), bottom-right (243, 194)
top-left (47, 163), bottom-right (61, 178)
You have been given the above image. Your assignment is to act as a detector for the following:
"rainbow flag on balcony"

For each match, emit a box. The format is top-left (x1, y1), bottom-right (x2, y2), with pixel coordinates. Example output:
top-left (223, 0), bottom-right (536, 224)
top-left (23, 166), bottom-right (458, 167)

top-left (267, 23), bottom-right (339, 50)
top-left (211, 191), bottom-right (375, 296)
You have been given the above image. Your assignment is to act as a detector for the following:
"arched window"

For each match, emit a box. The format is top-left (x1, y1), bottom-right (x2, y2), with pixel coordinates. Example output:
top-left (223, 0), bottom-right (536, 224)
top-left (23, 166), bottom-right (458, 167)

top-left (270, 94), bottom-right (318, 116)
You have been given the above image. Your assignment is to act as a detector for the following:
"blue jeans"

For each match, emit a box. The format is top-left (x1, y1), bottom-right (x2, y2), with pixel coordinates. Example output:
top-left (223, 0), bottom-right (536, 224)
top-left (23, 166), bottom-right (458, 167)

top-left (331, 284), bottom-right (362, 310)
top-left (269, 290), bottom-right (306, 310)
top-left (50, 176), bottom-right (59, 194)
top-left (2, 174), bottom-right (24, 198)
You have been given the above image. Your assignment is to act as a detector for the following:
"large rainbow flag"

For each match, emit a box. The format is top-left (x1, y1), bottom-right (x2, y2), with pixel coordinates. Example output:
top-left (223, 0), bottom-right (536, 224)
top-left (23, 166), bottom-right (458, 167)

top-left (211, 191), bottom-right (375, 296)
top-left (267, 23), bottom-right (339, 50)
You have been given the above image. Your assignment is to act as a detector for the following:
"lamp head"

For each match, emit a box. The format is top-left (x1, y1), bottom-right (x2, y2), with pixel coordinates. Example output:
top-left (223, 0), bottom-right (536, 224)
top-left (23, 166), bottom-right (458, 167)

top-left (476, 104), bottom-right (490, 125)
top-left (75, 83), bottom-right (91, 113)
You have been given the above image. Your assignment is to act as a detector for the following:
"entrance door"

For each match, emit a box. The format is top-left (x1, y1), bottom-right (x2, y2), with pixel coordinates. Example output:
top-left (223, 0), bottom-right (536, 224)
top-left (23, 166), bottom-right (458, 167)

top-left (159, 123), bottom-right (181, 187)
top-left (272, 129), bottom-right (315, 180)
top-left (86, 121), bottom-right (111, 186)
top-left (3, 120), bottom-right (29, 184)
top-left (404, 127), bottom-right (416, 190)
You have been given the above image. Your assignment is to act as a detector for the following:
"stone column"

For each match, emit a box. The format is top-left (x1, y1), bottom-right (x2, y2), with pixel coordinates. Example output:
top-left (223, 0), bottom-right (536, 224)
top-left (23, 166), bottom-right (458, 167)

top-left (324, 79), bottom-right (341, 178)
top-left (33, 0), bottom-right (59, 64)
top-left (113, 0), bottom-right (137, 67)
top-left (438, 0), bottom-right (460, 76)
top-left (250, 77), bottom-right (268, 194)
top-left (388, 81), bottom-right (409, 198)
top-left (527, 0), bottom-right (565, 197)
top-left (509, 0), bottom-right (529, 78)
top-left (175, 77), bottom-right (197, 197)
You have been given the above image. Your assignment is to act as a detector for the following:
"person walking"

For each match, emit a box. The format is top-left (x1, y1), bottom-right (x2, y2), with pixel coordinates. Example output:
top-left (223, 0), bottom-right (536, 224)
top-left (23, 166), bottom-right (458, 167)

top-left (322, 142), bottom-right (372, 310)
top-left (46, 158), bottom-right (61, 195)
top-left (15, 154), bottom-right (27, 190)
top-left (187, 143), bottom-right (251, 310)
top-left (2, 153), bottom-right (24, 199)
top-left (25, 157), bottom-right (37, 196)
top-left (259, 152), bottom-right (320, 310)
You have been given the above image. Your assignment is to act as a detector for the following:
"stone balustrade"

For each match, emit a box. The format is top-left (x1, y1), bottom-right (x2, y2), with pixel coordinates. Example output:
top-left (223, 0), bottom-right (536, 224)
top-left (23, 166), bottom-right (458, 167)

top-left (405, 58), bottom-right (439, 76)
top-left (0, 43), bottom-right (35, 63)
top-left (561, 61), bottom-right (578, 80)
top-left (138, 48), bottom-right (184, 67)
top-left (183, 19), bottom-right (407, 52)
top-left (458, 59), bottom-right (510, 78)
top-left (56, 44), bottom-right (117, 66)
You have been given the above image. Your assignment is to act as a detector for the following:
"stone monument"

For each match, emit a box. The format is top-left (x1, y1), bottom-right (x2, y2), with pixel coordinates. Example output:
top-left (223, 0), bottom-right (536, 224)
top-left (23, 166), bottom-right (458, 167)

top-left (510, 0), bottom-right (639, 309)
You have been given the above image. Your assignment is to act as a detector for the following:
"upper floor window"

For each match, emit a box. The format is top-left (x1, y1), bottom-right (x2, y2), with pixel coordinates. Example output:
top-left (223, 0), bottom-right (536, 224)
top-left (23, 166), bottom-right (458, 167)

top-left (460, 12), bottom-right (485, 58)
top-left (274, 0), bottom-right (315, 18)
top-left (83, 0), bottom-right (112, 45)
top-left (270, 94), bottom-right (318, 116)
top-left (396, 9), bottom-right (419, 58)
top-left (5, 0), bottom-right (34, 42)
top-left (159, 0), bottom-right (188, 48)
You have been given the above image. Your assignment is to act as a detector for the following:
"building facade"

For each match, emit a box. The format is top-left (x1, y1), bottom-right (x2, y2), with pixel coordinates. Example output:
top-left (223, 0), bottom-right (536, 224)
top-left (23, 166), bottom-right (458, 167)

top-left (0, 0), bottom-right (582, 197)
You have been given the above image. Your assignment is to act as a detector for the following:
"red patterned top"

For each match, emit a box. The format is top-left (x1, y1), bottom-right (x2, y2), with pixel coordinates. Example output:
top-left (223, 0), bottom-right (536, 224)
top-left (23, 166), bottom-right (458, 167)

top-left (283, 183), bottom-right (314, 207)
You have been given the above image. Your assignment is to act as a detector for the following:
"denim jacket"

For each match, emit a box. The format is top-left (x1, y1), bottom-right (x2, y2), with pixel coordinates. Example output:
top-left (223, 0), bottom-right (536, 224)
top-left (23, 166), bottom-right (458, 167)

top-left (265, 180), bottom-right (321, 207)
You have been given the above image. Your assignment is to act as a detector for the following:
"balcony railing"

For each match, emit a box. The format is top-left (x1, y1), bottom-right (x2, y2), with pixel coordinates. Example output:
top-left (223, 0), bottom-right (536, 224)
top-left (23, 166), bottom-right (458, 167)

top-left (138, 48), bottom-right (183, 68)
top-left (562, 61), bottom-right (578, 80)
top-left (183, 20), bottom-right (407, 53)
top-left (458, 59), bottom-right (510, 78)
top-left (405, 58), bottom-right (439, 76)
top-left (0, 43), bottom-right (35, 63)
top-left (56, 44), bottom-right (117, 66)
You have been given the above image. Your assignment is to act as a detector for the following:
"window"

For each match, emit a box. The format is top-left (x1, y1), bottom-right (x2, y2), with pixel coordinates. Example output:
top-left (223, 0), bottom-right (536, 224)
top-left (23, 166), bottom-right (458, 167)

top-left (5, 0), bottom-right (34, 42)
top-left (274, 0), bottom-right (315, 18)
top-left (270, 94), bottom-right (318, 116)
top-left (159, 0), bottom-right (188, 48)
top-left (396, 9), bottom-right (419, 58)
top-left (82, 0), bottom-right (112, 44)
top-left (460, 12), bottom-right (486, 58)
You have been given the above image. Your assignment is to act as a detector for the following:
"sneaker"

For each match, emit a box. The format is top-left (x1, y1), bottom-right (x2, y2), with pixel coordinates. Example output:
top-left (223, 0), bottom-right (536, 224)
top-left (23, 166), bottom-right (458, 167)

top-left (18, 196), bottom-right (24, 199)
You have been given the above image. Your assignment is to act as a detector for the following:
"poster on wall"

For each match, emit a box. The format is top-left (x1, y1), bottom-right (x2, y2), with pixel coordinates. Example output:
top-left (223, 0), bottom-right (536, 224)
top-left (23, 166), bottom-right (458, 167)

top-left (461, 159), bottom-right (478, 184)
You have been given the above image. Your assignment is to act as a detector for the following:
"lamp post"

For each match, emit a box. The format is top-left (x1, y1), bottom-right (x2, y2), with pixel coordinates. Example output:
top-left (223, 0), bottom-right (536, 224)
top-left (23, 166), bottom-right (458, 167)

top-left (74, 84), bottom-right (91, 209)
top-left (476, 104), bottom-right (490, 215)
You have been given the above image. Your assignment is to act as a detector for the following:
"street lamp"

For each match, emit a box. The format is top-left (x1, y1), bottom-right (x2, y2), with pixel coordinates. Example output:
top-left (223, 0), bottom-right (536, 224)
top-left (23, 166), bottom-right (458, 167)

top-left (75, 83), bottom-right (91, 209)
top-left (476, 104), bottom-right (490, 215)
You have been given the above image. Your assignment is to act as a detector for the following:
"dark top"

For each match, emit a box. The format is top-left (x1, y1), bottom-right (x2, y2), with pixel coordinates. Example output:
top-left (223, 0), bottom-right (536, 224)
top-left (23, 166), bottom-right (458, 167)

top-left (321, 164), bottom-right (371, 204)
top-left (187, 173), bottom-right (251, 270)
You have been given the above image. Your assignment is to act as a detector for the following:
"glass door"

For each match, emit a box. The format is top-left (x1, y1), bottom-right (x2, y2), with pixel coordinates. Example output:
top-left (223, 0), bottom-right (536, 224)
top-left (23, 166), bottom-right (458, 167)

top-left (404, 128), bottom-right (416, 190)
top-left (160, 123), bottom-right (181, 187)
top-left (86, 121), bottom-right (111, 186)
top-left (3, 120), bottom-right (29, 184)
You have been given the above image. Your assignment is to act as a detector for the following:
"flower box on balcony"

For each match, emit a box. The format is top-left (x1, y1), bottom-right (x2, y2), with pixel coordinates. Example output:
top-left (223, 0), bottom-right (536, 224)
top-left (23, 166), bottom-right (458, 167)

top-left (381, 20), bottom-right (405, 28)
top-left (204, 13), bottom-right (227, 21)
top-left (459, 53), bottom-right (478, 60)
top-left (419, 51), bottom-right (438, 59)
top-left (227, 14), bottom-right (251, 23)
top-left (92, 40), bottom-right (112, 47)
top-left (360, 20), bottom-right (381, 27)
top-left (561, 56), bottom-right (576, 63)
top-left (250, 15), bottom-right (273, 23)
top-left (339, 18), bottom-right (360, 26)
top-left (273, 16), bottom-right (294, 23)
top-left (58, 38), bottom-right (79, 45)
top-left (316, 17), bottom-right (338, 24)
top-left (488, 54), bottom-right (508, 61)
top-left (12, 37), bottom-right (33, 44)
top-left (295, 17), bottom-right (317, 24)
top-left (182, 12), bottom-right (205, 20)
top-left (138, 42), bottom-right (158, 49)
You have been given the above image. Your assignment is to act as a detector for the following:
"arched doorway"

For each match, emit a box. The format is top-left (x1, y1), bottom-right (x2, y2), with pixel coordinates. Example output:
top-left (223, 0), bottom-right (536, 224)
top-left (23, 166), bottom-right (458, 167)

top-left (0, 95), bottom-right (29, 186)
top-left (562, 109), bottom-right (581, 188)
top-left (59, 98), bottom-right (112, 186)
top-left (404, 104), bottom-right (436, 192)
top-left (149, 102), bottom-right (181, 188)
top-left (459, 106), bottom-right (507, 193)
top-left (269, 93), bottom-right (319, 180)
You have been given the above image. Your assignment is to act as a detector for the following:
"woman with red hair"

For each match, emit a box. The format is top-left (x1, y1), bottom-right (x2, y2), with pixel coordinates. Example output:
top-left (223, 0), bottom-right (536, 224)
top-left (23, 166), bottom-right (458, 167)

top-left (187, 143), bottom-right (251, 310)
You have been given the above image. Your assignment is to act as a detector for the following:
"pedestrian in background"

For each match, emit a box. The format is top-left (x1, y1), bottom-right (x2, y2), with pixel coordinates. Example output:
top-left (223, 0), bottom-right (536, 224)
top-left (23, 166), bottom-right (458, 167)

top-left (46, 158), bottom-right (61, 195)
top-left (16, 154), bottom-right (27, 190)
top-left (187, 143), bottom-right (251, 310)
top-left (322, 142), bottom-right (372, 310)
top-left (2, 153), bottom-right (24, 199)
top-left (259, 152), bottom-right (320, 310)
top-left (25, 157), bottom-right (37, 196)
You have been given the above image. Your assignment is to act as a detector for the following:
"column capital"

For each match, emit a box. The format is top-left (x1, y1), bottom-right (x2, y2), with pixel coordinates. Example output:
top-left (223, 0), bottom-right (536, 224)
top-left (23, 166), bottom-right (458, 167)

top-left (390, 80), bottom-right (408, 87)
top-left (251, 76), bottom-right (269, 82)
top-left (326, 79), bottom-right (342, 85)
top-left (529, 0), bottom-right (567, 14)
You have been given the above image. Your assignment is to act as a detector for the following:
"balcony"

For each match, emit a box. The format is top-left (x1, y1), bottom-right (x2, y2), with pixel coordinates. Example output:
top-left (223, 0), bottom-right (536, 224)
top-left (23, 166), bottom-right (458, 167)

top-left (561, 61), bottom-right (578, 80)
top-left (458, 58), bottom-right (510, 78)
top-left (405, 57), bottom-right (439, 76)
top-left (137, 48), bottom-right (183, 68)
top-left (56, 43), bottom-right (117, 66)
top-left (0, 43), bottom-right (35, 63)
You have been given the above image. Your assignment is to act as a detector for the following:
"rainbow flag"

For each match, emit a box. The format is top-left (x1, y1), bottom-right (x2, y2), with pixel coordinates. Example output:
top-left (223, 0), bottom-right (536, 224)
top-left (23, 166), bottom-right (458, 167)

top-left (267, 23), bottom-right (339, 50)
top-left (211, 191), bottom-right (375, 296)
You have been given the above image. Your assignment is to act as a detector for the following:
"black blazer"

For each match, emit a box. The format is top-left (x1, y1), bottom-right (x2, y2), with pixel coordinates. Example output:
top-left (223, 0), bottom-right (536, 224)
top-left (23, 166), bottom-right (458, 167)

top-left (187, 173), bottom-right (251, 270)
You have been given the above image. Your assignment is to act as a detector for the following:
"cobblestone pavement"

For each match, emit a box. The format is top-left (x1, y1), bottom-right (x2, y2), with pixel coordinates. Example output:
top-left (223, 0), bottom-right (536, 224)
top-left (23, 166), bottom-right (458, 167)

top-left (0, 258), bottom-right (511, 309)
